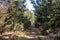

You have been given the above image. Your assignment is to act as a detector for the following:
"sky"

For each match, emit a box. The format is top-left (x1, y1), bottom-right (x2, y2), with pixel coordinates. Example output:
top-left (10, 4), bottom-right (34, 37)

top-left (24, 0), bottom-right (42, 13)
top-left (24, 0), bottom-right (35, 13)
top-left (0, 0), bottom-right (42, 13)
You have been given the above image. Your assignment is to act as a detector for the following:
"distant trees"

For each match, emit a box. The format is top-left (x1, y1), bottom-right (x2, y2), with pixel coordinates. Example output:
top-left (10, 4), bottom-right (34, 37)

top-left (4, 0), bottom-right (36, 31)
top-left (0, 0), bottom-right (60, 35)
top-left (31, 0), bottom-right (60, 34)
top-left (7, 0), bottom-right (31, 31)
top-left (0, 0), bottom-right (34, 33)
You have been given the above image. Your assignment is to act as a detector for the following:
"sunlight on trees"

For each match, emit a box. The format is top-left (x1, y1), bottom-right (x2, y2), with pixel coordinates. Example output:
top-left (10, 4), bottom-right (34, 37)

top-left (0, 0), bottom-right (60, 40)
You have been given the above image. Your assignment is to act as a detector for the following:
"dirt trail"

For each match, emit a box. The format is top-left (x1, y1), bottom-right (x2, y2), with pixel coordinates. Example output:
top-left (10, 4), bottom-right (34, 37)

top-left (0, 28), bottom-right (44, 40)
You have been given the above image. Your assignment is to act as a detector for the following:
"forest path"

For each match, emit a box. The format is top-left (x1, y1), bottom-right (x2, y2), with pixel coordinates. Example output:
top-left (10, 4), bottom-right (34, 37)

top-left (1, 27), bottom-right (60, 40)
top-left (0, 28), bottom-right (48, 40)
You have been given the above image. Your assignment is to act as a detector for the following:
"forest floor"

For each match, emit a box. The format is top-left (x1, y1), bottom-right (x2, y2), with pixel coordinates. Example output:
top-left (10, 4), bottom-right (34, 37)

top-left (1, 27), bottom-right (60, 40)
top-left (0, 28), bottom-right (47, 40)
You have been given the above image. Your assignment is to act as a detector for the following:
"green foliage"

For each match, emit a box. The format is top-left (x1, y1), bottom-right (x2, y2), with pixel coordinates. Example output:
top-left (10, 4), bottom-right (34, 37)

top-left (34, 0), bottom-right (60, 34)
top-left (2, 0), bottom-right (36, 31)
top-left (14, 23), bottom-right (24, 31)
